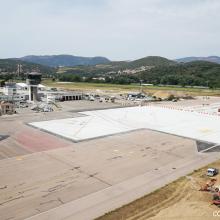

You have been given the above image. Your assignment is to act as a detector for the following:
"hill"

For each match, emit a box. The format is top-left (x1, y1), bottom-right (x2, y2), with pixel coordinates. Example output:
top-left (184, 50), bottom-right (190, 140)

top-left (58, 56), bottom-right (176, 75)
top-left (127, 56), bottom-right (176, 68)
top-left (140, 60), bottom-right (220, 88)
top-left (19, 55), bottom-right (111, 67)
top-left (2, 55), bottom-right (220, 88)
top-left (57, 59), bottom-right (220, 88)
top-left (176, 56), bottom-right (220, 64)
top-left (106, 56), bottom-right (176, 69)
top-left (0, 59), bottom-right (55, 77)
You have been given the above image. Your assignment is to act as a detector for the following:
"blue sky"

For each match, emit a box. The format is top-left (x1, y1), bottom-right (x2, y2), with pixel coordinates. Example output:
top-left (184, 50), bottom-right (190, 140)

top-left (0, 0), bottom-right (220, 60)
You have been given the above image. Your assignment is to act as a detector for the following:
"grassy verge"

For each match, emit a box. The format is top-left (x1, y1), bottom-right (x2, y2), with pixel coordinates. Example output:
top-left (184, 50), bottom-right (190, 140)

top-left (42, 80), bottom-right (220, 96)
top-left (95, 177), bottom-right (187, 220)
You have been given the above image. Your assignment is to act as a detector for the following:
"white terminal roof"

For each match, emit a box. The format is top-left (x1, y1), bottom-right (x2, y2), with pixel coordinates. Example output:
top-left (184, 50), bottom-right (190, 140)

top-left (16, 83), bottom-right (45, 88)
top-left (38, 84), bottom-right (45, 88)
top-left (16, 83), bottom-right (28, 87)
top-left (30, 106), bottom-right (220, 143)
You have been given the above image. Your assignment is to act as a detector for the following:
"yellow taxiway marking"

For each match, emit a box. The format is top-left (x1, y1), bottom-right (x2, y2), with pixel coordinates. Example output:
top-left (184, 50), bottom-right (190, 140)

top-left (199, 128), bottom-right (213, 133)
top-left (16, 157), bottom-right (23, 161)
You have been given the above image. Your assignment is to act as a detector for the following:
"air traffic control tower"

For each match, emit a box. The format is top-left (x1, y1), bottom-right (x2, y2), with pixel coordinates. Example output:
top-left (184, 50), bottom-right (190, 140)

top-left (26, 72), bottom-right (42, 102)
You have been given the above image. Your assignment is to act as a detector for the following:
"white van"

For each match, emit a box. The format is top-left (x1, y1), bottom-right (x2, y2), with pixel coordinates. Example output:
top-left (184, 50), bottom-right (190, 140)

top-left (207, 168), bottom-right (219, 177)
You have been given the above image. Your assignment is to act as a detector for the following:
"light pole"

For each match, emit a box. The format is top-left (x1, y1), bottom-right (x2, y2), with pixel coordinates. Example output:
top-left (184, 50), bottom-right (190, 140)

top-left (140, 80), bottom-right (143, 93)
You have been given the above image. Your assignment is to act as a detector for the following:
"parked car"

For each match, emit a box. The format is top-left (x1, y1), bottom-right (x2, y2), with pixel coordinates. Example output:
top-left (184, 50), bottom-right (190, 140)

top-left (207, 168), bottom-right (219, 177)
top-left (89, 96), bottom-right (95, 101)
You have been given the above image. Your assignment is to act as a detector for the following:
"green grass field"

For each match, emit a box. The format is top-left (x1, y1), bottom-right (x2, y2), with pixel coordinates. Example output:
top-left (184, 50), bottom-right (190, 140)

top-left (42, 79), bottom-right (220, 96)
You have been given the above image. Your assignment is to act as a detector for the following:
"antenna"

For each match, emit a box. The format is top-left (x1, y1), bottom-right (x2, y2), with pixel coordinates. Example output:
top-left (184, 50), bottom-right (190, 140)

top-left (17, 64), bottom-right (22, 78)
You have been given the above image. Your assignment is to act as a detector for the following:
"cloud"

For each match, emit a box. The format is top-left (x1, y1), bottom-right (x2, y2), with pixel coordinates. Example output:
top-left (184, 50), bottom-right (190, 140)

top-left (0, 0), bottom-right (220, 60)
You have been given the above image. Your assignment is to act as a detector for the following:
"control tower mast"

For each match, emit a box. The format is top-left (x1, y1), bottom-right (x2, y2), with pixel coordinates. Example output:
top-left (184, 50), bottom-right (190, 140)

top-left (26, 72), bottom-right (42, 102)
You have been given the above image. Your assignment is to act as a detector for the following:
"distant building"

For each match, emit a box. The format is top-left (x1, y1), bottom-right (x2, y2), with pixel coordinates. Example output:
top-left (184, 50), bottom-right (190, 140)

top-left (0, 101), bottom-right (16, 116)
top-left (0, 94), bottom-right (26, 102)
top-left (38, 84), bottom-right (46, 91)
top-left (46, 92), bottom-right (83, 103)
top-left (16, 82), bottom-right (45, 91)
top-left (3, 82), bottom-right (16, 96)
top-left (92, 77), bottom-right (105, 81)
top-left (16, 83), bottom-right (28, 90)
top-left (142, 83), bottom-right (154, 86)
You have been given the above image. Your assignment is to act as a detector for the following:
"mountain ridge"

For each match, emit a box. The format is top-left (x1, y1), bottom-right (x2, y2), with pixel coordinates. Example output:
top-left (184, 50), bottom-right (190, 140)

top-left (14, 54), bottom-right (220, 67)
top-left (18, 54), bottom-right (111, 67)
top-left (0, 59), bottom-right (55, 76)
top-left (1, 56), bottom-right (220, 88)
top-left (176, 56), bottom-right (220, 64)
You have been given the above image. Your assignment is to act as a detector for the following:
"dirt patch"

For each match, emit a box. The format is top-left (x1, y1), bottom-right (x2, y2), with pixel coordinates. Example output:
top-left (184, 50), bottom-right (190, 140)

top-left (97, 161), bottom-right (220, 220)
top-left (153, 90), bottom-right (193, 100)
